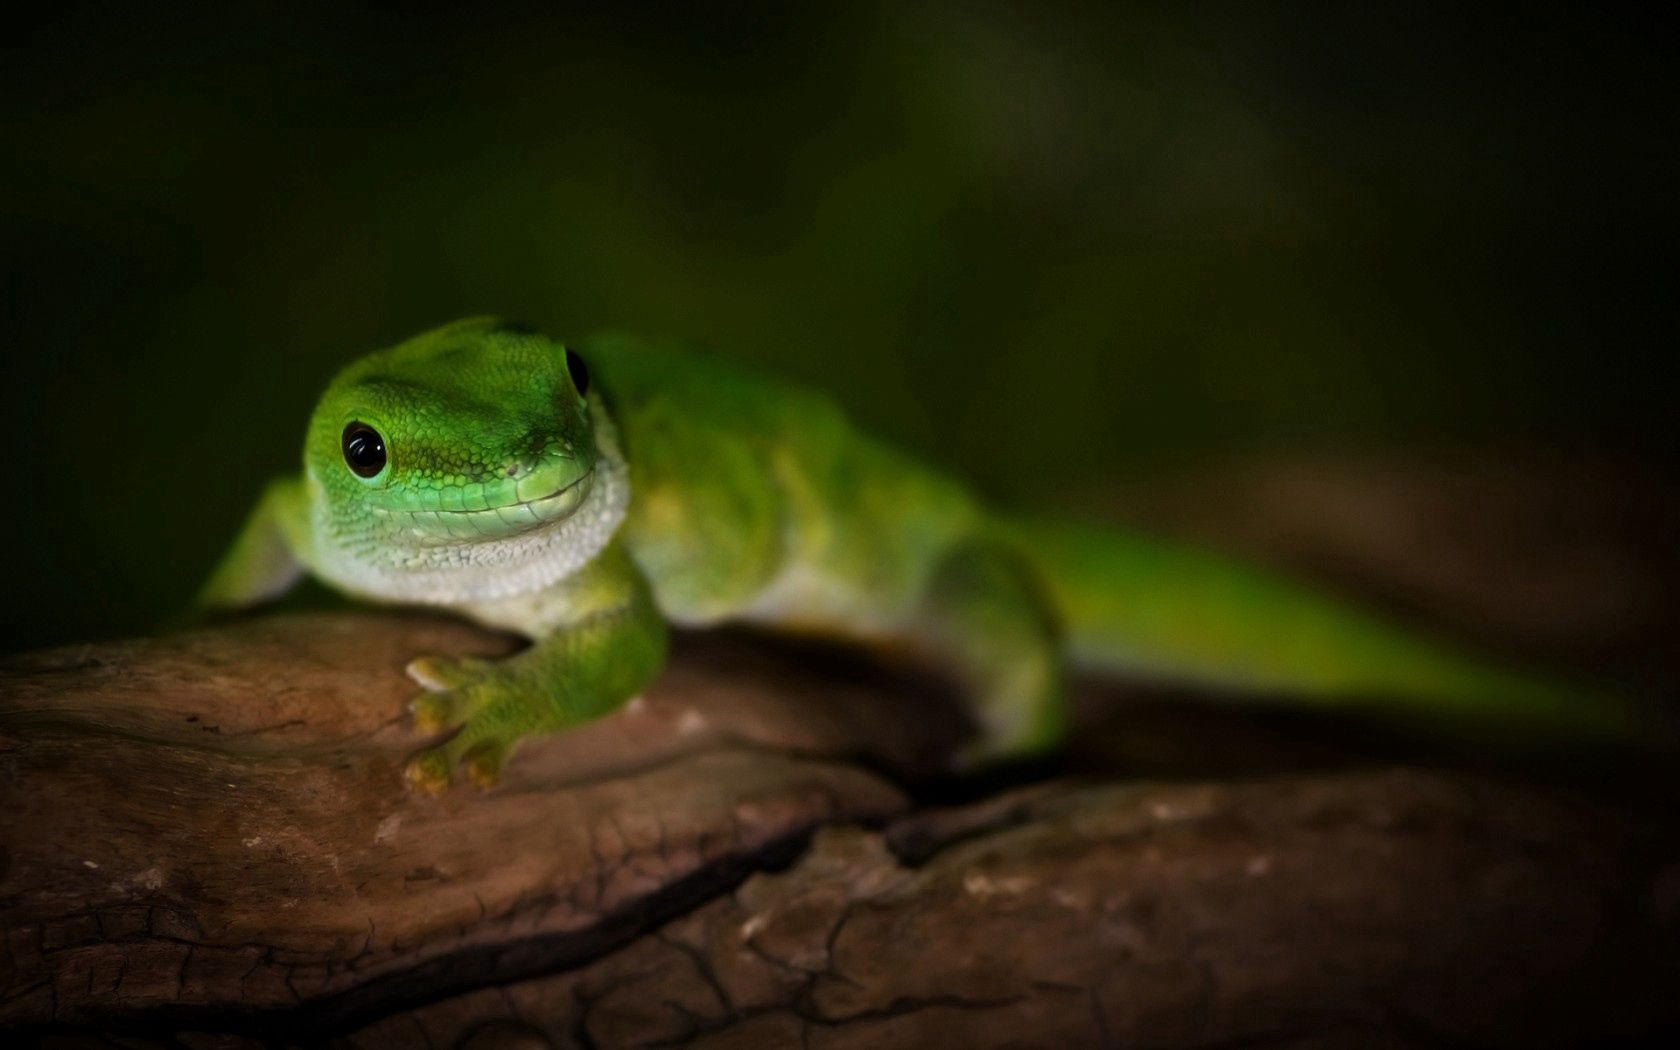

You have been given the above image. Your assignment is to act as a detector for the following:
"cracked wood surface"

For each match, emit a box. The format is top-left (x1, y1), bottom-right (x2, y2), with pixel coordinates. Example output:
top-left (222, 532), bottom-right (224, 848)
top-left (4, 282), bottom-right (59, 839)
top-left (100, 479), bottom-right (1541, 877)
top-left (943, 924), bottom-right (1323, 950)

top-left (3, 617), bottom-right (1676, 1049)
top-left (345, 775), bottom-right (1679, 1050)
top-left (3, 453), bottom-right (1678, 1048)
top-left (0, 616), bottom-right (946, 1041)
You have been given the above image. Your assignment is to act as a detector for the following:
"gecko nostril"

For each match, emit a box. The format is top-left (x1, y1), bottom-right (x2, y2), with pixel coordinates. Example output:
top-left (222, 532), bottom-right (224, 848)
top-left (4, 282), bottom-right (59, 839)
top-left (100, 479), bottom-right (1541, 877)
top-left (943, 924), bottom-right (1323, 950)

top-left (505, 464), bottom-right (520, 478)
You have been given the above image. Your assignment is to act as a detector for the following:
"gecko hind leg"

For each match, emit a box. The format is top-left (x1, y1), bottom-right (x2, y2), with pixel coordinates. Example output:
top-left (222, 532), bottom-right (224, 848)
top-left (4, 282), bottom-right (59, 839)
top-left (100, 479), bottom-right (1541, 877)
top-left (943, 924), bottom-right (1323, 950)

top-left (915, 533), bottom-right (1070, 768)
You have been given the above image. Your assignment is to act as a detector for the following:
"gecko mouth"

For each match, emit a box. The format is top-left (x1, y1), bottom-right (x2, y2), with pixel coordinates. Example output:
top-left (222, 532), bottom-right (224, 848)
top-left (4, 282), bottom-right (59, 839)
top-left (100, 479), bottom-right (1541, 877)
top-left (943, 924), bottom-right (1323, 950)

top-left (382, 468), bottom-right (596, 545)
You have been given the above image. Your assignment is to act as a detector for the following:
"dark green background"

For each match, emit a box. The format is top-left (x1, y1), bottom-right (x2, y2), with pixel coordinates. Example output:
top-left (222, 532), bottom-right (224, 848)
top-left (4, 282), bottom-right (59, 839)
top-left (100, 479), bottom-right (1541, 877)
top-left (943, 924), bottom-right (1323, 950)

top-left (2, 2), bottom-right (1672, 653)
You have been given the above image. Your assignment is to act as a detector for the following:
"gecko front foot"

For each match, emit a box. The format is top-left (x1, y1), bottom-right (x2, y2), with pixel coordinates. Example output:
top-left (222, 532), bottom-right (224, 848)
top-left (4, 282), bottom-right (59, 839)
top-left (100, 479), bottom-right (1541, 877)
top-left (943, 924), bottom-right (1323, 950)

top-left (402, 654), bottom-right (524, 793)
top-left (395, 564), bottom-right (666, 793)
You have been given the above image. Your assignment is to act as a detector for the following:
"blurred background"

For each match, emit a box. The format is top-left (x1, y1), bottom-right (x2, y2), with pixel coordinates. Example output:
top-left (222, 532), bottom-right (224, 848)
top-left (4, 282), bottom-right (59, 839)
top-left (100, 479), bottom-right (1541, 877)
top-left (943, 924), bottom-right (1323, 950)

top-left (1, 1), bottom-right (1673, 655)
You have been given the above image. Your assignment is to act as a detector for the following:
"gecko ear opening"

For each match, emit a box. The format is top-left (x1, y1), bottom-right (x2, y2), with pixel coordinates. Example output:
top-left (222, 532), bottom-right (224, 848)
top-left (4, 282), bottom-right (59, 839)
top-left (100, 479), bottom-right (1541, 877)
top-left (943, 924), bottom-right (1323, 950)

top-left (565, 348), bottom-right (590, 397)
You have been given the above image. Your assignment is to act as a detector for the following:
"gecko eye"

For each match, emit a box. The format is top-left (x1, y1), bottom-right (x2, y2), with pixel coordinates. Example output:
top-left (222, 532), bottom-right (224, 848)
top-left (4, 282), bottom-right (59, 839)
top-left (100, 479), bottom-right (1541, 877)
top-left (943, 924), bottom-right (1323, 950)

top-left (565, 348), bottom-right (590, 397)
top-left (342, 423), bottom-right (387, 478)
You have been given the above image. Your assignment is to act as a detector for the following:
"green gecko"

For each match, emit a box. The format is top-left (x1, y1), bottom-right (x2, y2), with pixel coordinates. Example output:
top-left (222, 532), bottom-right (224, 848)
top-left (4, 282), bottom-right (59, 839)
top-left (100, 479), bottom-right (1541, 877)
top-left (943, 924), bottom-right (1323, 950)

top-left (199, 318), bottom-right (1634, 790)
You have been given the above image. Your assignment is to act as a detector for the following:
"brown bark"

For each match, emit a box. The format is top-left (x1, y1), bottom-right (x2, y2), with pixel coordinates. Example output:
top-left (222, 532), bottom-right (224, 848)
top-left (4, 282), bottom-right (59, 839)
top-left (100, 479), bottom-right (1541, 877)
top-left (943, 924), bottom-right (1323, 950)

top-left (3, 615), bottom-right (1676, 1049)
top-left (3, 455), bottom-right (1677, 1047)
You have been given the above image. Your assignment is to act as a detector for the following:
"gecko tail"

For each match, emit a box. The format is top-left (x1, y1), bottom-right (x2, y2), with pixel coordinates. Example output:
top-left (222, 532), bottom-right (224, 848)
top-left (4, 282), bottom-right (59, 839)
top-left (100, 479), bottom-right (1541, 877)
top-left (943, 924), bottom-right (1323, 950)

top-left (1008, 516), bottom-right (1652, 744)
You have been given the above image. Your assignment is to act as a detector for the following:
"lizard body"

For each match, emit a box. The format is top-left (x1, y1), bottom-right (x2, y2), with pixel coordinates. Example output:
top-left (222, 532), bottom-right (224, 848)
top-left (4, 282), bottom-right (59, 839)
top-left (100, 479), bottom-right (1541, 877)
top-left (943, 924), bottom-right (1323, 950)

top-left (201, 319), bottom-right (1632, 789)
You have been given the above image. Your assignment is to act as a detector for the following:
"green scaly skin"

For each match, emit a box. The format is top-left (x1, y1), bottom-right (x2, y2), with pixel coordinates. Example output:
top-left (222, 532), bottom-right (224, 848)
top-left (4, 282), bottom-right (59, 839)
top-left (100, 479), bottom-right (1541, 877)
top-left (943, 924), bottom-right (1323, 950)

top-left (199, 318), bottom-right (1638, 791)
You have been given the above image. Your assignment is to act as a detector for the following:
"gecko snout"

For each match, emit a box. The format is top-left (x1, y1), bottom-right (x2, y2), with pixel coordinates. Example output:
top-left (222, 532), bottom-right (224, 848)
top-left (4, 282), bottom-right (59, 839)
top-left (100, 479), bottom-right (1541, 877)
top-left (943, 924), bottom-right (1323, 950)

top-left (500, 439), bottom-right (574, 480)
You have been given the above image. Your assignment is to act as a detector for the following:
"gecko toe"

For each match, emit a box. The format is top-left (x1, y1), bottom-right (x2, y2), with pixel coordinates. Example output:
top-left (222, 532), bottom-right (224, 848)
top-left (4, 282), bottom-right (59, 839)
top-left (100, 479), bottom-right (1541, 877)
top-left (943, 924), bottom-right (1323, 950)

top-left (409, 691), bottom-right (463, 734)
top-left (403, 751), bottom-right (453, 795)
top-left (405, 655), bottom-right (492, 692)
top-left (463, 740), bottom-right (509, 789)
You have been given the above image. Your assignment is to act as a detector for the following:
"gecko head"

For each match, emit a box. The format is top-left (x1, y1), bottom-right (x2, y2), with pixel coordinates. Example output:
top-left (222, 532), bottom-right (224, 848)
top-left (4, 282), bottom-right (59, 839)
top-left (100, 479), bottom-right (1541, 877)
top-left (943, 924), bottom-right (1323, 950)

top-left (305, 318), bottom-right (602, 550)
